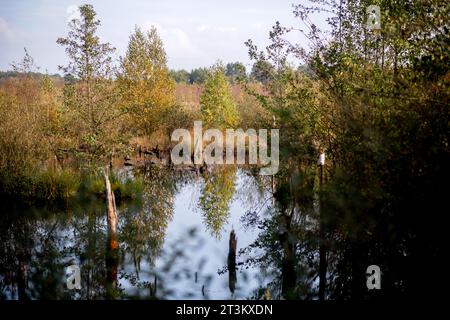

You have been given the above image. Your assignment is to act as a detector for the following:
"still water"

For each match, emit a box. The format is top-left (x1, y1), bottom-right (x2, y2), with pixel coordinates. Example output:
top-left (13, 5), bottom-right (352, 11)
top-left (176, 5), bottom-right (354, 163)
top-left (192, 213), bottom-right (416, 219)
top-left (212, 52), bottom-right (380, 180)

top-left (1, 163), bottom-right (441, 300)
top-left (0, 167), bottom-right (276, 300)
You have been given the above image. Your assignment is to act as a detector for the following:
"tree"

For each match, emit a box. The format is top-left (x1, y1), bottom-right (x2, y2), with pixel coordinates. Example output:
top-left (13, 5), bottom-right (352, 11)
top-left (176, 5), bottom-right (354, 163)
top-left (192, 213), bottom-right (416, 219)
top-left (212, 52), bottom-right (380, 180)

top-left (57, 4), bottom-right (120, 164)
top-left (241, 0), bottom-right (449, 300)
top-left (189, 67), bottom-right (209, 84)
top-left (0, 50), bottom-right (47, 193)
top-left (200, 64), bottom-right (239, 128)
top-left (292, 0), bottom-right (450, 299)
top-left (11, 48), bottom-right (39, 74)
top-left (118, 26), bottom-right (175, 137)
top-left (250, 60), bottom-right (274, 84)
top-left (225, 62), bottom-right (247, 83)
top-left (170, 69), bottom-right (190, 83)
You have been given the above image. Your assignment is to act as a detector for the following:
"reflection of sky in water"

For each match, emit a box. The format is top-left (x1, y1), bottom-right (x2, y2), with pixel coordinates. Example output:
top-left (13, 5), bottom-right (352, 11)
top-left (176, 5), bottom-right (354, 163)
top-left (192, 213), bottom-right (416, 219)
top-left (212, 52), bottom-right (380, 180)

top-left (121, 170), bottom-right (273, 299)
top-left (0, 169), bottom-right (273, 299)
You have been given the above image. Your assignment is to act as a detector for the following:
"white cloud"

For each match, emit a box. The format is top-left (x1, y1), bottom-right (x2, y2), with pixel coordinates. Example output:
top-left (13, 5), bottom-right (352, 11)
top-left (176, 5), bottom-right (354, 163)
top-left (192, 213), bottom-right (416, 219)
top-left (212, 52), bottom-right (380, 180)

top-left (217, 26), bottom-right (238, 33)
top-left (0, 17), bottom-right (14, 40)
top-left (66, 5), bottom-right (80, 22)
top-left (141, 21), bottom-right (196, 57)
top-left (251, 23), bottom-right (263, 30)
top-left (196, 25), bottom-right (208, 32)
top-left (196, 25), bottom-right (238, 33)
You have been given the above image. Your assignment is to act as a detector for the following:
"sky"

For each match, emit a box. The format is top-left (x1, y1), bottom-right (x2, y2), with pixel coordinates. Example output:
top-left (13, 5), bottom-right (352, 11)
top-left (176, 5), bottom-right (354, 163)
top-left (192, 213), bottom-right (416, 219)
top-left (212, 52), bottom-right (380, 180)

top-left (0, 0), bottom-right (331, 74)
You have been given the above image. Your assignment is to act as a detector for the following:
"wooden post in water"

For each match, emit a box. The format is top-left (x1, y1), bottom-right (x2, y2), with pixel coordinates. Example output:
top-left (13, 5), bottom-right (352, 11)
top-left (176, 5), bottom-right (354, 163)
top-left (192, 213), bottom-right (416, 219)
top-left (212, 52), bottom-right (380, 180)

top-left (228, 230), bottom-right (237, 295)
top-left (103, 166), bottom-right (119, 299)
top-left (149, 274), bottom-right (157, 298)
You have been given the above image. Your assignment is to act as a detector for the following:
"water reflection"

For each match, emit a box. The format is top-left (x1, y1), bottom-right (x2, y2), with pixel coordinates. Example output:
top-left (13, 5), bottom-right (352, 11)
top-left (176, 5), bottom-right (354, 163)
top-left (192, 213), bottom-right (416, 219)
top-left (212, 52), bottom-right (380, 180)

top-left (198, 166), bottom-right (237, 237)
top-left (2, 164), bottom-right (433, 300)
top-left (0, 167), bottom-right (272, 300)
top-left (227, 230), bottom-right (237, 295)
top-left (239, 167), bottom-right (322, 300)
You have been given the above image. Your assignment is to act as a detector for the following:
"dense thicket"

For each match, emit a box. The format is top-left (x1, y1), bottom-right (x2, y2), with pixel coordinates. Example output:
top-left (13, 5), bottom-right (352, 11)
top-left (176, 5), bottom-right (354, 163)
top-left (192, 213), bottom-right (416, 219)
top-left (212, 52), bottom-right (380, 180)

top-left (242, 0), bottom-right (449, 299)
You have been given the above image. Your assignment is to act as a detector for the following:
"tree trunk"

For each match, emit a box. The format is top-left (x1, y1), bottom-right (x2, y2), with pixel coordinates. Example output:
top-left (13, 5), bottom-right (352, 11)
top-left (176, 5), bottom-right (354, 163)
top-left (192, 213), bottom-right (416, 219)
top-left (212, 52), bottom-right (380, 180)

top-left (103, 167), bottom-right (119, 299)
top-left (103, 167), bottom-right (118, 234)
top-left (318, 164), bottom-right (327, 301)
top-left (228, 230), bottom-right (237, 295)
top-left (280, 210), bottom-right (296, 299)
top-left (17, 257), bottom-right (27, 300)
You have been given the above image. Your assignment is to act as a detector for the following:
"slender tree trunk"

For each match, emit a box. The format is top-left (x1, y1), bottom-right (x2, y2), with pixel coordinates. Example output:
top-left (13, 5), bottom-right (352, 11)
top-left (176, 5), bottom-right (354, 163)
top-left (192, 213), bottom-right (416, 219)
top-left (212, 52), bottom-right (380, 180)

top-left (104, 167), bottom-right (119, 299)
top-left (104, 167), bottom-right (118, 234)
top-left (271, 175), bottom-right (276, 206)
top-left (393, 45), bottom-right (398, 78)
top-left (17, 257), bottom-right (27, 300)
top-left (86, 211), bottom-right (97, 300)
top-left (318, 164), bottom-right (327, 301)
top-left (381, 34), bottom-right (385, 70)
top-left (280, 209), bottom-right (296, 299)
top-left (339, 0), bottom-right (342, 50)
top-left (350, 240), bottom-right (366, 300)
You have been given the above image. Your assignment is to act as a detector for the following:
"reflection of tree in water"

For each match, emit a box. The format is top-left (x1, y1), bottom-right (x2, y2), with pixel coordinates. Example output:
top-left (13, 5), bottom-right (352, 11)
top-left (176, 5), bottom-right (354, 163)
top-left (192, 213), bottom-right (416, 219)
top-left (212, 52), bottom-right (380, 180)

top-left (240, 167), bottom-right (319, 300)
top-left (240, 154), bottom-right (448, 301)
top-left (0, 211), bottom-right (34, 300)
top-left (66, 203), bottom-right (114, 299)
top-left (120, 167), bottom-right (179, 276)
top-left (198, 166), bottom-right (237, 238)
top-left (0, 167), bottom-right (201, 300)
top-left (0, 203), bottom-right (109, 299)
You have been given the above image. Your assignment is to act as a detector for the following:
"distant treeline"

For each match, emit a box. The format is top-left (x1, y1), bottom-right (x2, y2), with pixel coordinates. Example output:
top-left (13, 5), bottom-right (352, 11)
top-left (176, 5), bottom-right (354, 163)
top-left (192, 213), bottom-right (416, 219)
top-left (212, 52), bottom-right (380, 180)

top-left (1, 63), bottom-right (311, 85)
top-left (170, 61), bottom-right (311, 84)
top-left (0, 70), bottom-right (63, 80)
top-left (0, 63), bottom-right (261, 84)
top-left (170, 62), bottom-right (244, 84)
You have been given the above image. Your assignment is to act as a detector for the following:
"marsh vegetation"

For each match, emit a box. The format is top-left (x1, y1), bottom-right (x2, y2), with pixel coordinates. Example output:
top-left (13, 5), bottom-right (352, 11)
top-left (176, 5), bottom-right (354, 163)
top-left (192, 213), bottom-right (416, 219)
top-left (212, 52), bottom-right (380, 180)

top-left (0, 1), bottom-right (448, 300)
